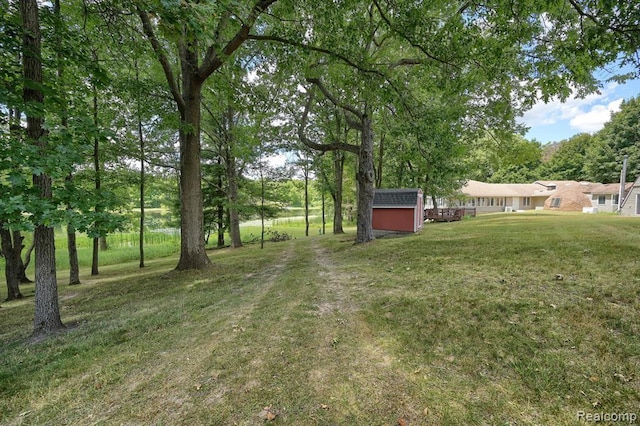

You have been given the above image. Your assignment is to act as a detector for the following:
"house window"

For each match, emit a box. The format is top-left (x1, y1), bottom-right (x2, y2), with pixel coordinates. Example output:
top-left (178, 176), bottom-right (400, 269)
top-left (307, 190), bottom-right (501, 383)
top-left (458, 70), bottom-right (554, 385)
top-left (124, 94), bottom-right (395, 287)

top-left (522, 197), bottom-right (531, 207)
top-left (597, 195), bottom-right (606, 205)
top-left (489, 197), bottom-right (495, 206)
top-left (550, 197), bottom-right (561, 208)
top-left (613, 194), bottom-right (619, 205)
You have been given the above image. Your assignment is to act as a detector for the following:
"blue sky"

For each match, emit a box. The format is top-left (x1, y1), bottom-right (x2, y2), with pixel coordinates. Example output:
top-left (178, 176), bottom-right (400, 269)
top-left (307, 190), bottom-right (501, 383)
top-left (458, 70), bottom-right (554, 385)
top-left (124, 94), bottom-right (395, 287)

top-left (518, 74), bottom-right (640, 145)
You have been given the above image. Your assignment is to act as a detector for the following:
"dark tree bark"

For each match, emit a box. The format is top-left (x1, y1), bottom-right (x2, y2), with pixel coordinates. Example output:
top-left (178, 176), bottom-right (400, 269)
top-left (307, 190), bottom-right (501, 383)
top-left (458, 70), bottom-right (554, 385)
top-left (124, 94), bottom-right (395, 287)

top-left (333, 150), bottom-right (345, 234)
top-left (1, 227), bottom-right (23, 301)
top-left (91, 238), bottom-right (99, 276)
top-left (136, 62), bottom-right (146, 268)
top-left (91, 80), bottom-right (100, 276)
top-left (21, 0), bottom-right (64, 336)
top-left (176, 78), bottom-right (210, 269)
top-left (299, 83), bottom-right (375, 243)
top-left (301, 153), bottom-right (310, 237)
top-left (216, 199), bottom-right (225, 248)
top-left (355, 114), bottom-right (376, 243)
top-left (67, 226), bottom-right (80, 285)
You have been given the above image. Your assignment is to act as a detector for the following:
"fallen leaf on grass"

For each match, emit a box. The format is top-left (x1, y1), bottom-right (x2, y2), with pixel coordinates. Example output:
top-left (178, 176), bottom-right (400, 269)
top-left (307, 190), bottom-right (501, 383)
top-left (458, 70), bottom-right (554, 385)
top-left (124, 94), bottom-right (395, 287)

top-left (320, 404), bottom-right (329, 410)
top-left (259, 406), bottom-right (278, 421)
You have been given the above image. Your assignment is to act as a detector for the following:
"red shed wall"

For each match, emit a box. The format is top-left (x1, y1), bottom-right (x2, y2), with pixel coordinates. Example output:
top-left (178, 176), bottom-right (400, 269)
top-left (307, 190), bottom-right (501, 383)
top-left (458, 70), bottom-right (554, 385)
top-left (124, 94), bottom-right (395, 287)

top-left (372, 208), bottom-right (415, 232)
top-left (415, 194), bottom-right (424, 231)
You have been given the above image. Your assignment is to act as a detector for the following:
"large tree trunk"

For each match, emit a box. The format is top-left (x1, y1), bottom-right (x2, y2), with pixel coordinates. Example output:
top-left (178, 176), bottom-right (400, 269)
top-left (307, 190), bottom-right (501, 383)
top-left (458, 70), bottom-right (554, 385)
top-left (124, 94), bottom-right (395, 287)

top-left (333, 150), bottom-right (345, 234)
top-left (21, 0), bottom-right (64, 336)
top-left (176, 85), bottom-right (211, 270)
top-left (355, 115), bottom-right (375, 243)
top-left (33, 224), bottom-right (63, 334)
top-left (1, 227), bottom-right (23, 301)
top-left (136, 3), bottom-right (278, 268)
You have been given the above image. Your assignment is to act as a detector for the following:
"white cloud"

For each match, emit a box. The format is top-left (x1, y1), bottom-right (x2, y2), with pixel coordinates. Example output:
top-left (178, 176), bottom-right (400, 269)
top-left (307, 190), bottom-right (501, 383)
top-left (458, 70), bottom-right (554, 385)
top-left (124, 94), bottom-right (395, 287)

top-left (569, 99), bottom-right (623, 132)
top-left (519, 82), bottom-right (620, 131)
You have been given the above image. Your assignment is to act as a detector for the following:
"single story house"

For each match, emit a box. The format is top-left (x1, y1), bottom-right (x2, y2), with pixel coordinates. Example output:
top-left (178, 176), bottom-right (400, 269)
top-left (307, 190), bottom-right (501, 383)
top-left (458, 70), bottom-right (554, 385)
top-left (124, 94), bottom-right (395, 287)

top-left (372, 188), bottom-right (424, 233)
top-left (589, 182), bottom-right (629, 213)
top-left (425, 180), bottom-right (558, 213)
top-left (619, 175), bottom-right (640, 216)
top-left (426, 180), bottom-right (630, 214)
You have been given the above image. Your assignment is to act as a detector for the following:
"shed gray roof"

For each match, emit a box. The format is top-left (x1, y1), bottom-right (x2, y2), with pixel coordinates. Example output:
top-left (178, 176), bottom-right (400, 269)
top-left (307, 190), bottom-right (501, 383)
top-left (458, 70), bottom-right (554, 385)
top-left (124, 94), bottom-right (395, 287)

top-left (373, 188), bottom-right (422, 207)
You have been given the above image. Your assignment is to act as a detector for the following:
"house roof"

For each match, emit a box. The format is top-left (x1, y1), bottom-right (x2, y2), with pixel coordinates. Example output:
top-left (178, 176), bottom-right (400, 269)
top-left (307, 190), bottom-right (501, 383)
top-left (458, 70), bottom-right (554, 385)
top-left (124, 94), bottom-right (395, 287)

top-left (544, 184), bottom-right (592, 211)
top-left (461, 180), bottom-right (558, 198)
top-left (461, 180), bottom-right (630, 198)
top-left (588, 182), bottom-right (633, 195)
top-left (373, 188), bottom-right (422, 207)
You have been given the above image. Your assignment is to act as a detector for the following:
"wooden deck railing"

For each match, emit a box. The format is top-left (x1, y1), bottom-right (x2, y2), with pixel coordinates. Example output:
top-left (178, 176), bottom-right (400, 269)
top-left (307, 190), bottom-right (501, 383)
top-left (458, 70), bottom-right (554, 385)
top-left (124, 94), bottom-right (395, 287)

top-left (424, 208), bottom-right (476, 222)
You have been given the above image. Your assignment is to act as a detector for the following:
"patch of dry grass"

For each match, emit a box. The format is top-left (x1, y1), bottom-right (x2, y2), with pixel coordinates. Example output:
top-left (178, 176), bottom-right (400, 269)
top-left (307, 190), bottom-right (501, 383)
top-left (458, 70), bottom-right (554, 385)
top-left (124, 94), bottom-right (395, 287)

top-left (1, 213), bottom-right (639, 425)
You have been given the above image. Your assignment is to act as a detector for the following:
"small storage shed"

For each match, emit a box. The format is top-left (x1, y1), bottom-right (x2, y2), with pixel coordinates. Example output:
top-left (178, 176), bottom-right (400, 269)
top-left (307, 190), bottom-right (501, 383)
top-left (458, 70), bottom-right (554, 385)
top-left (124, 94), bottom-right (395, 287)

top-left (372, 188), bottom-right (424, 233)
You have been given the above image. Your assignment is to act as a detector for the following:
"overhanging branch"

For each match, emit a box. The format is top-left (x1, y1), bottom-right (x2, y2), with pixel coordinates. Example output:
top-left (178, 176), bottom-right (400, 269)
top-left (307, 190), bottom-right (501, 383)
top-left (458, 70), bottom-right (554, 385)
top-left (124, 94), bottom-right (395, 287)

top-left (135, 4), bottom-right (185, 115)
top-left (305, 77), bottom-right (364, 127)
top-left (298, 88), bottom-right (359, 154)
top-left (199, 0), bottom-right (278, 81)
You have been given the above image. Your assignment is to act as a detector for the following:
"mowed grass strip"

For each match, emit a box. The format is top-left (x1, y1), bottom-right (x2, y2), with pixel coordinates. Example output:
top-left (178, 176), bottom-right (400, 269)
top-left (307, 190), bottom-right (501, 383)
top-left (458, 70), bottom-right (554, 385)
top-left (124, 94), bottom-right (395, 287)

top-left (1, 212), bottom-right (639, 425)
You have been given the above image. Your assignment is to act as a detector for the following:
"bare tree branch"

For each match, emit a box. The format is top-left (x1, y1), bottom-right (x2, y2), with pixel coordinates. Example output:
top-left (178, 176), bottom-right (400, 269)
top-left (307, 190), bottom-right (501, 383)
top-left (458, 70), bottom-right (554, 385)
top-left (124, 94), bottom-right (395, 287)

top-left (305, 77), bottom-right (364, 128)
top-left (135, 4), bottom-right (185, 115)
top-left (199, 0), bottom-right (278, 81)
top-left (249, 33), bottom-right (389, 81)
top-left (298, 87), bottom-right (359, 154)
top-left (371, 0), bottom-right (458, 68)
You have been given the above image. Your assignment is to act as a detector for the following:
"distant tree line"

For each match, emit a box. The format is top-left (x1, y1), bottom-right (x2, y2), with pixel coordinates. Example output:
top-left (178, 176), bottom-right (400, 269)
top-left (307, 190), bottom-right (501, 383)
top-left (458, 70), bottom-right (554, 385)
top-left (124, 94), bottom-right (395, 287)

top-left (463, 96), bottom-right (640, 184)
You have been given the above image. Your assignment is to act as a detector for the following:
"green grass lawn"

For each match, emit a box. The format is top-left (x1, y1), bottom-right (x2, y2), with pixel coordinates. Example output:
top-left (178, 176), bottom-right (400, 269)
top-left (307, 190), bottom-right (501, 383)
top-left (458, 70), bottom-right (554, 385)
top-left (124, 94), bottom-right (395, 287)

top-left (1, 213), bottom-right (639, 425)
